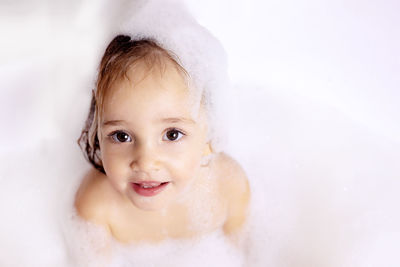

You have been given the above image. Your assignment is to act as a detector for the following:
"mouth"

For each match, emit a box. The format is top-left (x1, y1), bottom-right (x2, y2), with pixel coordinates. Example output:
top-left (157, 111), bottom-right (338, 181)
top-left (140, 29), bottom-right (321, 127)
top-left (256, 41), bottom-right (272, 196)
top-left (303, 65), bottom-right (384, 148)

top-left (131, 181), bottom-right (170, 197)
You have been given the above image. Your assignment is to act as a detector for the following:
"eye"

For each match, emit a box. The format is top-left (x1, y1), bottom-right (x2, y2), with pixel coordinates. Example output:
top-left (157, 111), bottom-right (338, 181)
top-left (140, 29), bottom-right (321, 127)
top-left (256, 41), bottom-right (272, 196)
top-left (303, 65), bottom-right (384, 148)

top-left (109, 131), bottom-right (132, 143)
top-left (163, 129), bottom-right (185, 141)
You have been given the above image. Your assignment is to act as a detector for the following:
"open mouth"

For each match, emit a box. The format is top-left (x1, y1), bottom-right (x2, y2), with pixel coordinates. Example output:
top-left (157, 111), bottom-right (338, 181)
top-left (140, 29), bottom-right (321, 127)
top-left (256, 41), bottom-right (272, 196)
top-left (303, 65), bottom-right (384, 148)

top-left (131, 182), bottom-right (169, 197)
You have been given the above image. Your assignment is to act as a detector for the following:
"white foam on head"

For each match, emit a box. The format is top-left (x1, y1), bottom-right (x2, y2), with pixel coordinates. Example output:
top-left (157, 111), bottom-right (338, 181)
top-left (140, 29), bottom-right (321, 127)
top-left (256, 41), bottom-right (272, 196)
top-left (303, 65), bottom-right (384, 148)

top-left (115, 0), bottom-right (230, 152)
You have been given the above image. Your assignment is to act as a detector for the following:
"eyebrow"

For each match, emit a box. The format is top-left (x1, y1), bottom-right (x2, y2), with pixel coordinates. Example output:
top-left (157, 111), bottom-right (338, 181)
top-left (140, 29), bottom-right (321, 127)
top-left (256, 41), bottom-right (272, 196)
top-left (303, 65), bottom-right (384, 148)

top-left (102, 117), bottom-right (195, 127)
top-left (102, 120), bottom-right (125, 127)
top-left (160, 117), bottom-right (195, 124)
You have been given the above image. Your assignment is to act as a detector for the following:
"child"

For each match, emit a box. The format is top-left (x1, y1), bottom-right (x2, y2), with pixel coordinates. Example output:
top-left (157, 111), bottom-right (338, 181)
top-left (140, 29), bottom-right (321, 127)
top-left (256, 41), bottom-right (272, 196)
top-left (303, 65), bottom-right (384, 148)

top-left (75, 1), bottom-right (250, 246)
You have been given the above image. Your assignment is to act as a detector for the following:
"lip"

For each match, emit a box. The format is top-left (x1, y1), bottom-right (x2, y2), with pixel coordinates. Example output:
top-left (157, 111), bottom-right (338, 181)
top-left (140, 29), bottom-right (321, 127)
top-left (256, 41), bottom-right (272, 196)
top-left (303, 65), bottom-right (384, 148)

top-left (131, 181), bottom-right (170, 197)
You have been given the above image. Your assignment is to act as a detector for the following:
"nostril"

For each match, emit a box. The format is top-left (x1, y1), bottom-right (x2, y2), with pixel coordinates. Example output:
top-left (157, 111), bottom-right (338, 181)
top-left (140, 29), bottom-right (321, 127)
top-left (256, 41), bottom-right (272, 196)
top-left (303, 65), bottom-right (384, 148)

top-left (130, 155), bottom-right (161, 172)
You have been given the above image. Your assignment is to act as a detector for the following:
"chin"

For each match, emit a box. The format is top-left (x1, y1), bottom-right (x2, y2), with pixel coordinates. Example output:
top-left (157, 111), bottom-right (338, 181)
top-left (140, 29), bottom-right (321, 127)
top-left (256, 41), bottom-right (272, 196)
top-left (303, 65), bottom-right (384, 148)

top-left (130, 196), bottom-right (171, 211)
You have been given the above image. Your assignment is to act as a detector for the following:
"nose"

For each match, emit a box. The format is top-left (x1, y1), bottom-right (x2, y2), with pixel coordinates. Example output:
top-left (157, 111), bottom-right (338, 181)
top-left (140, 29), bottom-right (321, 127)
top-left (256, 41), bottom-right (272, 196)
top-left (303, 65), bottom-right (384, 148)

top-left (130, 141), bottom-right (160, 173)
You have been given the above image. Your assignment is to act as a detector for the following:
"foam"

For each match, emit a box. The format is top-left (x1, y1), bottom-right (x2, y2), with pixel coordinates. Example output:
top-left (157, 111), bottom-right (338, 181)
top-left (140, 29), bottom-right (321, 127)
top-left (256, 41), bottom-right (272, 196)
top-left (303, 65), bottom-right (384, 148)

top-left (64, 209), bottom-right (245, 267)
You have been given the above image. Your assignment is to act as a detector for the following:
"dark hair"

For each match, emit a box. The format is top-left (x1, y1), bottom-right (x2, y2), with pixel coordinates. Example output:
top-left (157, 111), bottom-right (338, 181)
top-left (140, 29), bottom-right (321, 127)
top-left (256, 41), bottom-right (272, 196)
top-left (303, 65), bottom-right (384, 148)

top-left (78, 35), bottom-right (188, 173)
top-left (77, 90), bottom-right (104, 173)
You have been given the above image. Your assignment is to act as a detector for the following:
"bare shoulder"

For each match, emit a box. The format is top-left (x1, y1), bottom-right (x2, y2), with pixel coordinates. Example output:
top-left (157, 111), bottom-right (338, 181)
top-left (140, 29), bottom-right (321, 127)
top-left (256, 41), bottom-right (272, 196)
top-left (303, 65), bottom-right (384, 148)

top-left (212, 153), bottom-right (251, 235)
top-left (74, 168), bottom-right (112, 231)
top-left (213, 153), bottom-right (249, 190)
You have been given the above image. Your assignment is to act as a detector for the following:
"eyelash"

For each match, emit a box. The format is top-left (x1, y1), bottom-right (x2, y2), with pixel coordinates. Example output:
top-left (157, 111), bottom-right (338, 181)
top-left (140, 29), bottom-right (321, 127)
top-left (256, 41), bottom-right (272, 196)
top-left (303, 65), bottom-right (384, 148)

top-left (163, 128), bottom-right (186, 142)
top-left (107, 128), bottom-right (186, 144)
top-left (108, 130), bottom-right (132, 143)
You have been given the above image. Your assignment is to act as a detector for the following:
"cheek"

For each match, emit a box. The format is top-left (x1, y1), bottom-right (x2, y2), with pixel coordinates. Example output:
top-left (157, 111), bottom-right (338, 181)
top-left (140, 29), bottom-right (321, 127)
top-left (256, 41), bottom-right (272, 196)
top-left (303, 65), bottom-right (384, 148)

top-left (101, 151), bottom-right (128, 192)
top-left (165, 142), bottom-right (205, 176)
top-left (101, 144), bottom-right (129, 176)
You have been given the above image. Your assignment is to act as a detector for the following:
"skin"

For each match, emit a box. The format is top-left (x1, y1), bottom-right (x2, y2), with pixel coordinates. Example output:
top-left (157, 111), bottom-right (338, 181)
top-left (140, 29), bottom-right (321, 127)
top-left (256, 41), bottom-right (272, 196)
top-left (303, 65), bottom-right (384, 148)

top-left (75, 59), bottom-right (250, 245)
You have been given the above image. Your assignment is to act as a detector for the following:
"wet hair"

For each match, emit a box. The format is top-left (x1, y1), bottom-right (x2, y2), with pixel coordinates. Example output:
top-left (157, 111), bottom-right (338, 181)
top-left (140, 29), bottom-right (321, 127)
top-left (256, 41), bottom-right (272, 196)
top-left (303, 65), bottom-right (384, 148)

top-left (78, 35), bottom-right (189, 173)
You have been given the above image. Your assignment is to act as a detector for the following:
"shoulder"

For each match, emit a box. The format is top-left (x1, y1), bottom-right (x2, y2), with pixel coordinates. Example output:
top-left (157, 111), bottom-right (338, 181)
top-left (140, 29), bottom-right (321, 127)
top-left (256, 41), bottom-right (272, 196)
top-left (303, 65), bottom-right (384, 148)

top-left (213, 152), bottom-right (250, 199)
top-left (74, 168), bottom-right (112, 231)
top-left (213, 153), bottom-right (248, 187)
top-left (212, 153), bottom-right (251, 235)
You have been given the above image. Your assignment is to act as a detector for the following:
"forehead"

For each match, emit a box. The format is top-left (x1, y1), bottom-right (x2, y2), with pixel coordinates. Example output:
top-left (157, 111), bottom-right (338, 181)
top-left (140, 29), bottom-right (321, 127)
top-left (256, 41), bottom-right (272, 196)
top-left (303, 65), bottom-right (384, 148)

top-left (101, 60), bottom-right (198, 120)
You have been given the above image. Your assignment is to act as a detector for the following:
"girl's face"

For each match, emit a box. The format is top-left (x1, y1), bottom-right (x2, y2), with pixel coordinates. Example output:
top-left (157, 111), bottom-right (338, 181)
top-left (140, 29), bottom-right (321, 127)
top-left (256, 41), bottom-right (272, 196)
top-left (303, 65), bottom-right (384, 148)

top-left (98, 60), bottom-right (211, 211)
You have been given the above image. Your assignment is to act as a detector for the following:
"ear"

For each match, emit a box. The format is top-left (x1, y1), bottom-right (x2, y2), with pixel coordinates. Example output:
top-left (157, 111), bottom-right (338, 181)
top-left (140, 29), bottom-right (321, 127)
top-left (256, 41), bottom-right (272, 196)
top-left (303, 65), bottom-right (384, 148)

top-left (203, 142), bottom-right (213, 156)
